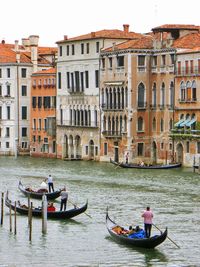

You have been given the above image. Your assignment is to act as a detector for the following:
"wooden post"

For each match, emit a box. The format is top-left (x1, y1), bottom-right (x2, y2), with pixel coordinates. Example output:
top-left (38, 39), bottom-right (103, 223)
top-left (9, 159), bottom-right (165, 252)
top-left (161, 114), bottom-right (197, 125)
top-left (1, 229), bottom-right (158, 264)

top-left (198, 157), bottom-right (200, 173)
top-left (14, 201), bottom-right (17, 235)
top-left (42, 195), bottom-right (47, 234)
top-left (28, 195), bottom-right (30, 226)
top-left (29, 202), bottom-right (32, 242)
top-left (165, 150), bottom-right (168, 165)
top-left (9, 204), bottom-right (12, 233)
top-left (193, 156), bottom-right (196, 172)
top-left (1, 192), bottom-right (4, 226)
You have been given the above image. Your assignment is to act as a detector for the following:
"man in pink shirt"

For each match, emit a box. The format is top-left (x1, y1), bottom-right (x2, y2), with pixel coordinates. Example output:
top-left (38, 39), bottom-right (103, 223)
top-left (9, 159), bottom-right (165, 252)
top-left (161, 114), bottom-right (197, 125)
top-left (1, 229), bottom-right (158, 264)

top-left (142, 206), bottom-right (153, 238)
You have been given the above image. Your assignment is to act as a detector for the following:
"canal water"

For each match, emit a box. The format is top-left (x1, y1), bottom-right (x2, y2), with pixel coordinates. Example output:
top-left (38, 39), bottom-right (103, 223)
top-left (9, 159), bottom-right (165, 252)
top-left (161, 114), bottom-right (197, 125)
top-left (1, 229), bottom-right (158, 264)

top-left (0, 156), bottom-right (199, 267)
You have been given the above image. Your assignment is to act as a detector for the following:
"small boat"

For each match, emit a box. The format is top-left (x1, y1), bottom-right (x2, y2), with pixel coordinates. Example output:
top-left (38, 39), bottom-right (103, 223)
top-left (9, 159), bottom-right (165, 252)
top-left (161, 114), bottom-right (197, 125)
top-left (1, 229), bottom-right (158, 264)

top-left (110, 158), bottom-right (182, 169)
top-left (5, 191), bottom-right (88, 220)
top-left (106, 211), bottom-right (167, 249)
top-left (18, 180), bottom-right (63, 200)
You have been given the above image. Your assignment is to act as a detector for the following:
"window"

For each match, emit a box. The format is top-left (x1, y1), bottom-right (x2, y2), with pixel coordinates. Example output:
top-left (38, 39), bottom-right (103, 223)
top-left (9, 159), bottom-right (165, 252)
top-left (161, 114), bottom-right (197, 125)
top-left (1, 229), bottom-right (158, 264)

top-left (152, 83), bottom-right (156, 106)
top-left (137, 143), bottom-right (144, 156)
top-left (80, 72), bottom-right (84, 91)
top-left (81, 43), bottom-right (84, 54)
top-left (186, 141), bottom-right (190, 153)
top-left (21, 68), bottom-right (27, 78)
top-left (152, 56), bottom-right (157, 66)
top-left (95, 70), bottom-right (99, 88)
top-left (169, 81), bottom-right (174, 106)
top-left (161, 55), bottom-right (166, 66)
top-left (58, 72), bottom-right (61, 89)
top-left (75, 71), bottom-right (80, 91)
top-left (7, 106), bottom-right (10, 120)
top-left (161, 142), bottom-right (164, 149)
top-left (109, 57), bottom-right (112, 68)
top-left (160, 118), bottom-right (164, 132)
top-left (153, 118), bottom-right (156, 131)
top-left (22, 85), bottom-right (27, 96)
top-left (95, 146), bottom-right (98, 156)
top-left (85, 71), bottom-right (89, 88)
top-left (138, 55), bottom-right (145, 66)
top-left (117, 56), bottom-right (124, 67)
top-left (43, 97), bottom-right (51, 109)
top-left (22, 127), bottom-right (27, 137)
top-left (59, 46), bottom-right (62, 56)
top-left (38, 97), bottom-right (42, 108)
top-left (22, 142), bottom-right (28, 149)
top-left (192, 81), bottom-right (197, 100)
top-left (96, 42), bottom-right (100, 53)
top-left (67, 72), bottom-right (70, 89)
top-left (33, 119), bottom-right (36, 130)
top-left (7, 68), bottom-right (10, 78)
top-left (86, 43), bottom-right (89, 54)
top-left (177, 61), bottom-right (181, 75)
top-left (38, 119), bottom-right (42, 131)
top-left (6, 85), bottom-right (10, 96)
top-left (6, 127), bottom-right (10, 137)
top-left (138, 83), bottom-right (145, 107)
top-left (101, 58), bottom-right (105, 69)
top-left (0, 85), bottom-right (2, 96)
top-left (170, 54), bottom-right (175, 64)
top-left (138, 117), bottom-right (143, 131)
top-left (104, 143), bottom-right (108, 155)
top-left (72, 44), bottom-right (75, 55)
top-left (0, 106), bottom-right (2, 119)
top-left (6, 142), bottom-right (9, 148)
top-left (22, 106), bottom-right (27, 120)
top-left (161, 82), bottom-right (165, 106)
top-left (66, 45), bottom-right (69, 56)
top-left (32, 97), bottom-right (37, 108)
top-left (197, 142), bottom-right (200, 154)
top-left (53, 141), bottom-right (56, 153)
top-left (180, 82), bottom-right (186, 101)
top-left (185, 61), bottom-right (189, 74)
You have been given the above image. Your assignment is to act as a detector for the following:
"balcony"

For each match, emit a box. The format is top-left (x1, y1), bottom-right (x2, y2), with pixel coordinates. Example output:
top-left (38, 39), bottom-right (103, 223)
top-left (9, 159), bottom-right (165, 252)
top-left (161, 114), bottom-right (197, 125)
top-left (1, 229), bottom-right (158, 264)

top-left (57, 120), bottom-right (99, 128)
top-left (176, 66), bottom-right (200, 77)
top-left (101, 103), bottom-right (125, 111)
top-left (170, 128), bottom-right (200, 140)
top-left (137, 102), bottom-right (147, 110)
top-left (178, 98), bottom-right (197, 103)
top-left (150, 104), bottom-right (157, 110)
top-left (102, 130), bottom-right (123, 138)
top-left (67, 88), bottom-right (84, 95)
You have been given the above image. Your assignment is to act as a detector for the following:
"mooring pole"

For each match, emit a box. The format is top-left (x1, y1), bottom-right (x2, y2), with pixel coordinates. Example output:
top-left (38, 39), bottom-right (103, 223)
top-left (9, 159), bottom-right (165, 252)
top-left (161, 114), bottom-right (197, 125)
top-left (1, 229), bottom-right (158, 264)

top-left (29, 202), bottom-right (32, 242)
top-left (14, 201), bottom-right (17, 235)
top-left (42, 194), bottom-right (47, 234)
top-left (9, 204), bottom-right (12, 233)
top-left (1, 192), bottom-right (4, 226)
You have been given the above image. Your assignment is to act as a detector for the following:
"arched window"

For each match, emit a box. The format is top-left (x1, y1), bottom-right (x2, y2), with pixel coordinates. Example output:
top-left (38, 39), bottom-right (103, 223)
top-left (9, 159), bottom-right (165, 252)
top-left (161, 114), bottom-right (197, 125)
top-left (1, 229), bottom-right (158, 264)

top-left (94, 109), bottom-right (97, 126)
top-left (180, 81), bottom-right (185, 101)
top-left (186, 81), bottom-right (191, 101)
top-left (160, 118), bottom-right (164, 132)
top-left (124, 115), bottom-right (127, 133)
top-left (103, 116), bottom-right (106, 131)
top-left (152, 82), bottom-right (156, 107)
top-left (169, 81), bottom-right (174, 107)
top-left (153, 117), bottom-right (156, 131)
top-left (161, 82), bottom-right (165, 106)
top-left (112, 116), bottom-right (115, 134)
top-left (113, 88), bottom-right (117, 109)
top-left (121, 87), bottom-right (124, 109)
top-left (138, 82), bottom-right (145, 107)
top-left (108, 116), bottom-right (111, 132)
top-left (192, 80), bottom-right (197, 101)
top-left (101, 88), bottom-right (104, 106)
top-left (125, 87), bottom-right (128, 108)
top-left (109, 88), bottom-right (112, 109)
top-left (169, 118), bottom-right (173, 130)
top-left (138, 117), bottom-right (143, 131)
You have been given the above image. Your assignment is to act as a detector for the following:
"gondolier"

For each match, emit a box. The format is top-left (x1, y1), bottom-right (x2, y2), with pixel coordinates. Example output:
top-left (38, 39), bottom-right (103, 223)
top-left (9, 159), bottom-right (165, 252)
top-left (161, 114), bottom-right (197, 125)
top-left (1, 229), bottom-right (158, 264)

top-left (142, 206), bottom-right (153, 238)
top-left (47, 174), bottom-right (54, 192)
top-left (60, 187), bottom-right (68, 211)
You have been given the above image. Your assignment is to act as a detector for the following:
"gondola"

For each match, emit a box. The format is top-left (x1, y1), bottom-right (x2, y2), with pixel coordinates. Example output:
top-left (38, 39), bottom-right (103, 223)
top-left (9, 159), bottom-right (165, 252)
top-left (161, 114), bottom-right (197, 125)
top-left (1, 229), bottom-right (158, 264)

top-left (5, 191), bottom-right (88, 220)
top-left (106, 211), bottom-right (167, 249)
top-left (110, 158), bottom-right (182, 169)
top-left (18, 180), bottom-right (63, 200)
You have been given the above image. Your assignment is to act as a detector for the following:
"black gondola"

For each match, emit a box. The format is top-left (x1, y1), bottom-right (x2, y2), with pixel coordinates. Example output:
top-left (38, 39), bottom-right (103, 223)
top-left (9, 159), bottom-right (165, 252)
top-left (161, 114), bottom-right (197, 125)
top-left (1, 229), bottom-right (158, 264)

top-left (18, 180), bottom-right (63, 200)
top-left (5, 191), bottom-right (88, 220)
top-left (110, 158), bottom-right (182, 169)
top-left (106, 211), bottom-right (167, 249)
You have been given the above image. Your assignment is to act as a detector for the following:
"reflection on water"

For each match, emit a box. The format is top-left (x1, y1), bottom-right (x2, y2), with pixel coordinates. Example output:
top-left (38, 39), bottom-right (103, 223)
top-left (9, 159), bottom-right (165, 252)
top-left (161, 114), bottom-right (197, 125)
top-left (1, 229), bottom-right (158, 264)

top-left (0, 156), bottom-right (200, 266)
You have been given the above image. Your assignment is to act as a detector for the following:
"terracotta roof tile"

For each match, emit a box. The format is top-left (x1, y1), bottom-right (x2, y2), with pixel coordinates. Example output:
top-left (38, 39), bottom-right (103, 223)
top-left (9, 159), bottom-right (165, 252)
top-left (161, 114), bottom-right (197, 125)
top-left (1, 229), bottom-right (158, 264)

top-left (152, 24), bottom-right (200, 32)
top-left (102, 36), bottom-right (153, 52)
top-left (33, 67), bottom-right (56, 75)
top-left (173, 33), bottom-right (200, 49)
top-left (57, 29), bottom-right (142, 43)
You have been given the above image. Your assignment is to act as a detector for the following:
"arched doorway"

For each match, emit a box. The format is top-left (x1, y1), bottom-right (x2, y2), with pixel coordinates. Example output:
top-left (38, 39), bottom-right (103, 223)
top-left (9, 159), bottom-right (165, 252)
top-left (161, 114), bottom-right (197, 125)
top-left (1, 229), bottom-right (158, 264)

top-left (89, 140), bottom-right (94, 160)
top-left (152, 141), bottom-right (157, 164)
top-left (63, 135), bottom-right (68, 158)
top-left (75, 135), bottom-right (81, 159)
top-left (176, 143), bottom-right (183, 163)
top-left (69, 135), bottom-right (74, 159)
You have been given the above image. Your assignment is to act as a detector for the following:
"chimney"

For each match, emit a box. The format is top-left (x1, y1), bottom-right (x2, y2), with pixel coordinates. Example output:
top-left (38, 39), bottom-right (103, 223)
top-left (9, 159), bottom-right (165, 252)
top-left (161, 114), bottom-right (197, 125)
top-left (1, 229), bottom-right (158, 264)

top-left (16, 52), bottom-right (20, 63)
top-left (15, 40), bottom-right (19, 51)
top-left (1, 39), bottom-right (5, 44)
top-left (123, 24), bottom-right (129, 33)
top-left (29, 35), bottom-right (39, 73)
top-left (91, 32), bottom-right (96, 38)
top-left (112, 42), bottom-right (116, 51)
top-left (22, 38), bottom-right (30, 48)
top-left (64, 35), bottom-right (68, 40)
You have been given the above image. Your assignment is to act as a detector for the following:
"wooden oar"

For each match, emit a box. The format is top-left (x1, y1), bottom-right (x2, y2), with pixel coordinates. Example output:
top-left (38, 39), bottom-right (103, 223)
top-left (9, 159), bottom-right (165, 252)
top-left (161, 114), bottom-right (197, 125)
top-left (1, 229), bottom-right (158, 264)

top-left (68, 199), bottom-right (92, 219)
top-left (153, 224), bottom-right (180, 248)
top-left (115, 161), bottom-right (123, 169)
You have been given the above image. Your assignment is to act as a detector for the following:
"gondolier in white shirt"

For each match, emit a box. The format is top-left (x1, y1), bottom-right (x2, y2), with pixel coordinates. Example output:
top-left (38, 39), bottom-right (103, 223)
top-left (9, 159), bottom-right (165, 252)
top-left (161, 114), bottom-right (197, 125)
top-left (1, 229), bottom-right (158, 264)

top-left (60, 187), bottom-right (68, 211)
top-left (47, 174), bottom-right (54, 192)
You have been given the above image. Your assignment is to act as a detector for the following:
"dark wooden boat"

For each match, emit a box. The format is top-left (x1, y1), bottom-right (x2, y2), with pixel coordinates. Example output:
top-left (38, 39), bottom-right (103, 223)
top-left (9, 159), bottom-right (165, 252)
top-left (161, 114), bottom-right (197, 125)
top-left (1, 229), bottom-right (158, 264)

top-left (5, 191), bottom-right (88, 220)
top-left (110, 159), bottom-right (182, 169)
top-left (18, 180), bottom-right (63, 200)
top-left (106, 211), bottom-right (167, 249)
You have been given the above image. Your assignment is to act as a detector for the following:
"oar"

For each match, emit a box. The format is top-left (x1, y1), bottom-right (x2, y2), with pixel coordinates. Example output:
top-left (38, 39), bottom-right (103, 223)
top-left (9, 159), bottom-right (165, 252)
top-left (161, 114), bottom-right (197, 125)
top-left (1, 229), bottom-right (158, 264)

top-left (153, 224), bottom-right (180, 248)
top-left (68, 199), bottom-right (92, 219)
top-left (115, 161), bottom-right (123, 169)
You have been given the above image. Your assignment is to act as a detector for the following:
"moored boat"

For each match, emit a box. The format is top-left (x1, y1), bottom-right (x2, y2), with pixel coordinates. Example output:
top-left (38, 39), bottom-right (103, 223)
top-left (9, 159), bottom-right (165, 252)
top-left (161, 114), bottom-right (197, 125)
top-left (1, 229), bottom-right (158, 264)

top-left (106, 211), bottom-right (167, 249)
top-left (18, 180), bottom-right (63, 200)
top-left (5, 191), bottom-right (88, 220)
top-left (110, 158), bottom-right (182, 169)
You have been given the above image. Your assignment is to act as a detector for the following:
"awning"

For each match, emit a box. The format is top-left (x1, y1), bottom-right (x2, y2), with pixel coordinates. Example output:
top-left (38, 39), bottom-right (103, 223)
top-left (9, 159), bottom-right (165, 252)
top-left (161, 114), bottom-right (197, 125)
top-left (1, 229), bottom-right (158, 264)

top-left (179, 119), bottom-right (191, 127)
top-left (174, 119), bottom-right (184, 127)
top-left (185, 118), bottom-right (196, 127)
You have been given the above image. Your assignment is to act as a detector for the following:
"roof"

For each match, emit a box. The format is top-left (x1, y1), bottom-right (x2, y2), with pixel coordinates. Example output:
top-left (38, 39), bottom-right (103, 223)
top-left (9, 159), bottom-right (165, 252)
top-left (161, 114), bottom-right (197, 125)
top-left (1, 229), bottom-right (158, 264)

top-left (57, 29), bottom-right (143, 43)
top-left (102, 36), bottom-right (153, 52)
top-left (152, 24), bottom-right (200, 32)
top-left (173, 33), bottom-right (200, 49)
top-left (33, 67), bottom-right (56, 75)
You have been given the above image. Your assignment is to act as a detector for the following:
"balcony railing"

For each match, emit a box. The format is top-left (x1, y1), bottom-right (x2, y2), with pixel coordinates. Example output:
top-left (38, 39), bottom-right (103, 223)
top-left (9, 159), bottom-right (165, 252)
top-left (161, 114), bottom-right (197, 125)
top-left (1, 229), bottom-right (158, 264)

top-left (57, 120), bottom-right (99, 128)
top-left (102, 130), bottom-right (124, 138)
top-left (178, 98), bottom-right (197, 103)
top-left (101, 103), bottom-right (125, 111)
top-left (137, 102), bottom-right (147, 110)
top-left (176, 66), bottom-right (200, 76)
top-left (170, 128), bottom-right (200, 139)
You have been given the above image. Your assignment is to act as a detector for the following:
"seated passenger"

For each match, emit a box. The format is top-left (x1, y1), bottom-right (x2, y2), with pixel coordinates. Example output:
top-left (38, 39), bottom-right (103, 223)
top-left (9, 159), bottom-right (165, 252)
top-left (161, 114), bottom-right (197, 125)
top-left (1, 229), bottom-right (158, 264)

top-left (18, 200), bottom-right (28, 209)
top-left (47, 202), bottom-right (56, 212)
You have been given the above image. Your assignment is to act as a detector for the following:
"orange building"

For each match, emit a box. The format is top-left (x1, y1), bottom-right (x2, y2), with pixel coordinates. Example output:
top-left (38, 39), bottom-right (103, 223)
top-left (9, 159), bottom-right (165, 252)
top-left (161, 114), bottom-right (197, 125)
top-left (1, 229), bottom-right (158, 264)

top-left (30, 68), bottom-right (57, 158)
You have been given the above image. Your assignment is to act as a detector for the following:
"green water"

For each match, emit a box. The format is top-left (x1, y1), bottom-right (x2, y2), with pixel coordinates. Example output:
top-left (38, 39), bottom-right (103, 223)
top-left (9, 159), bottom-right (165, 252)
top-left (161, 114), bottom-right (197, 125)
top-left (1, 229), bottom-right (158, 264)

top-left (0, 156), bottom-right (199, 266)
